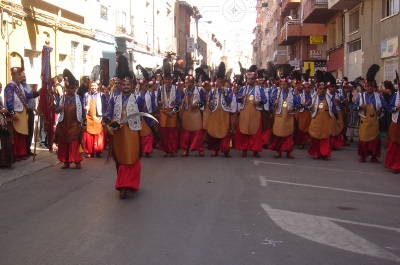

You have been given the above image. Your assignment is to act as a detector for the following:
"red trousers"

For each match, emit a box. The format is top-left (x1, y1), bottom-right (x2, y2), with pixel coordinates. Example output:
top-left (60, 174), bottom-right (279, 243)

top-left (385, 140), bottom-right (400, 171)
top-left (208, 133), bottom-right (231, 152)
top-left (13, 131), bottom-right (27, 157)
top-left (57, 139), bottom-right (83, 164)
top-left (158, 127), bottom-right (178, 154)
top-left (180, 129), bottom-right (204, 151)
top-left (141, 134), bottom-right (154, 154)
top-left (262, 129), bottom-right (271, 146)
top-left (295, 130), bottom-right (310, 146)
top-left (330, 134), bottom-right (344, 149)
top-left (115, 159), bottom-right (141, 192)
top-left (308, 137), bottom-right (331, 157)
top-left (269, 134), bottom-right (294, 152)
top-left (83, 131), bottom-right (105, 155)
top-left (234, 119), bottom-right (263, 152)
top-left (358, 136), bottom-right (381, 158)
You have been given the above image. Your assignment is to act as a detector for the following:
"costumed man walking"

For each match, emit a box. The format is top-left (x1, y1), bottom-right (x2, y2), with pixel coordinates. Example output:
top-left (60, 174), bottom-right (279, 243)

top-left (136, 66), bottom-right (158, 158)
top-left (308, 71), bottom-right (339, 160)
top-left (235, 65), bottom-right (267, 158)
top-left (5, 65), bottom-right (39, 161)
top-left (157, 62), bottom-right (181, 157)
top-left (83, 81), bottom-right (105, 158)
top-left (20, 72), bottom-right (38, 156)
top-left (354, 64), bottom-right (387, 163)
top-left (385, 88), bottom-right (400, 173)
top-left (0, 82), bottom-right (14, 165)
top-left (327, 81), bottom-right (345, 149)
top-left (269, 65), bottom-right (298, 159)
top-left (207, 62), bottom-right (233, 158)
top-left (103, 57), bottom-right (142, 199)
top-left (54, 69), bottom-right (84, 169)
top-left (180, 75), bottom-right (206, 157)
top-left (294, 72), bottom-right (313, 149)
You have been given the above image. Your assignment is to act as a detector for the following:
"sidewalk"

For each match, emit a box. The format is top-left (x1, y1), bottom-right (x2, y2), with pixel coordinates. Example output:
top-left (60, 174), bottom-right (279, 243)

top-left (0, 146), bottom-right (59, 186)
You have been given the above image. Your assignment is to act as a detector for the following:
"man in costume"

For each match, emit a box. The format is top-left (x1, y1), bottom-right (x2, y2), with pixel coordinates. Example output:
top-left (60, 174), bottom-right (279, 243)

top-left (20, 72), bottom-right (37, 156)
top-left (207, 62), bottom-right (233, 157)
top-left (353, 64), bottom-right (387, 163)
top-left (83, 81), bottom-right (105, 158)
top-left (269, 75), bottom-right (298, 159)
top-left (136, 66), bottom-right (158, 158)
top-left (54, 69), bottom-right (84, 169)
top-left (385, 88), bottom-right (400, 173)
top-left (308, 71), bottom-right (339, 160)
top-left (235, 65), bottom-right (267, 158)
top-left (157, 62), bottom-right (181, 157)
top-left (294, 70), bottom-right (313, 149)
top-left (180, 75), bottom-right (206, 157)
top-left (327, 81), bottom-right (345, 149)
top-left (5, 66), bottom-right (39, 161)
top-left (103, 55), bottom-right (142, 199)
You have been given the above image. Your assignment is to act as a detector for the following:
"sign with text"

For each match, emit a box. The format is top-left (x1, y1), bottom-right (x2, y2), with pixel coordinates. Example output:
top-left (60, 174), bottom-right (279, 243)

top-left (310, 50), bottom-right (323, 59)
top-left (187, 37), bottom-right (195, 53)
top-left (310, 36), bottom-right (324, 44)
top-left (381, 37), bottom-right (398, 58)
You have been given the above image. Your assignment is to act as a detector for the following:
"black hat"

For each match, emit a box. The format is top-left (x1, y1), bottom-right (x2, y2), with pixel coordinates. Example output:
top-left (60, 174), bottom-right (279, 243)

top-left (216, 62), bottom-right (226, 80)
top-left (324, 71), bottom-right (336, 86)
top-left (63, 69), bottom-right (78, 87)
top-left (291, 70), bottom-right (302, 83)
top-left (136, 64), bottom-right (151, 82)
top-left (366, 64), bottom-right (380, 87)
top-left (195, 67), bottom-right (210, 83)
top-left (116, 54), bottom-right (133, 80)
top-left (246, 65), bottom-right (257, 79)
top-left (163, 58), bottom-right (172, 78)
top-left (280, 64), bottom-right (294, 79)
top-left (302, 69), bottom-right (311, 83)
top-left (315, 70), bottom-right (325, 85)
top-left (266, 62), bottom-right (278, 80)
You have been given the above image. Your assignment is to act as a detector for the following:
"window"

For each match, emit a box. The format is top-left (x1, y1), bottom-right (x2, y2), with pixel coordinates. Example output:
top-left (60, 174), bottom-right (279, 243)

top-left (348, 39), bottom-right (361, 53)
top-left (83, 46), bottom-right (90, 64)
top-left (349, 9), bottom-right (359, 34)
top-left (383, 0), bottom-right (400, 17)
top-left (100, 5), bottom-right (108, 20)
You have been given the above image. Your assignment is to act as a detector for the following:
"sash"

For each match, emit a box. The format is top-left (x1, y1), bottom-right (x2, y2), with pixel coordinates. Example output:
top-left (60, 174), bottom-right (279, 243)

top-left (358, 92), bottom-right (383, 119)
top-left (58, 94), bottom-right (83, 123)
top-left (114, 94), bottom-right (141, 131)
top-left (311, 94), bottom-right (333, 118)
top-left (10, 82), bottom-right (28, 110)
top-left (86, 92), bottom-right (102, 116)
top-left (275, 90), bottom-right (294, 115)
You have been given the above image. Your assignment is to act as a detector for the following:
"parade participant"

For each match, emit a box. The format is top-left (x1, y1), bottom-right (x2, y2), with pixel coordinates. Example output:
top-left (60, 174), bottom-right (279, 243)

top-left (207, 62), bottom-right (233, 157)
top-left (5, 60), bottom-right (40, 161)
top-left (385, 89), bottom-right (400, 173)
top-left (308, 71), bottom-right (339, 160)
top-left (353, 64), bottom-right (387, 163)
top-left (295, 77), bottom-right (313, 149)
top-left (269, 72), bottom-right (297, 159)
top-left (157, 62), bottom-right (181, 157)
top-left (54, 69), bottom-right (84, 169)
top-left (327, 81), bottom-right (345, 149)
top-left (195, 68), bottom-right (212, 138)
top-left (256, 69), bottom-right (271, 148)
top-left (20, 72), bottom-right (37, 156)
top-left (103, 56), bottom-right (142, 199)
top-left (180, 75), bottom-right (206, 157)
top-left (136, 66), bottom-right (158, 158)
top-left (339, 81), bottom-right (353, 146)
top-left (83, 82), bottom-right (105, 158)
top-left (235, 65), bottom-right (267, 158)
top-left (0, 83), bottom-right (14, 165)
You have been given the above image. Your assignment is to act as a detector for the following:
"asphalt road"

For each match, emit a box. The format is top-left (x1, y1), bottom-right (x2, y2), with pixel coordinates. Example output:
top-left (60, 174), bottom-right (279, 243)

top-left (0, 144), bottom-right (399, 265)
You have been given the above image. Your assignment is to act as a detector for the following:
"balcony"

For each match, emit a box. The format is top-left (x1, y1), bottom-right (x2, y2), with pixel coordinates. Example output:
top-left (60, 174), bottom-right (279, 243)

top-left (281, 0), bottom-right (301, 16)
top-left (273, 49), bottom-right (289, 65)
top-left (166, 37), bottom-right (178, 53)
top-left (328, 0), bottom-right (361, 10)
top-left (303, 0), bottom-right (338, 23)
top-left (278, 19), bottom-right (327, 46)
top-left (115, 12), bottom-right (134, 40)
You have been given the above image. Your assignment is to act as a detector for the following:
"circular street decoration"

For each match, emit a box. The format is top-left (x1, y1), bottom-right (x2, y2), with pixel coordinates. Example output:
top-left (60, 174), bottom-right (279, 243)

top-left (222, 0), bottom-right (247, 23)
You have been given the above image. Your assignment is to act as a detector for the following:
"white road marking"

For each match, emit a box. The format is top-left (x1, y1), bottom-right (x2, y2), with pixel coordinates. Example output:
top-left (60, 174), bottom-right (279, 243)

top-left (261, 204), bottom-right (400, 262)
top-left (253, 160), bottom-right (383, 176)
top-left (259, 176), bottom-right (267, 186)
top-left (260, 177), bottom-right (400, 199)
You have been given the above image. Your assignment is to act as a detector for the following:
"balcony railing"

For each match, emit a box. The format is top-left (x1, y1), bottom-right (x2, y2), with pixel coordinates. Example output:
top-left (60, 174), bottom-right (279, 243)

top-left (303, 0), bottom-right (337, 23)
top-left (115, 12), bottom-right (134, 39)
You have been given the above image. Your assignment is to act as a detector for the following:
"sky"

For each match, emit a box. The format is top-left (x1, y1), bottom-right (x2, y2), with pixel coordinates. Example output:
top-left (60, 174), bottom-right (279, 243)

top-left (186, 0), bottom-right (257, 66)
